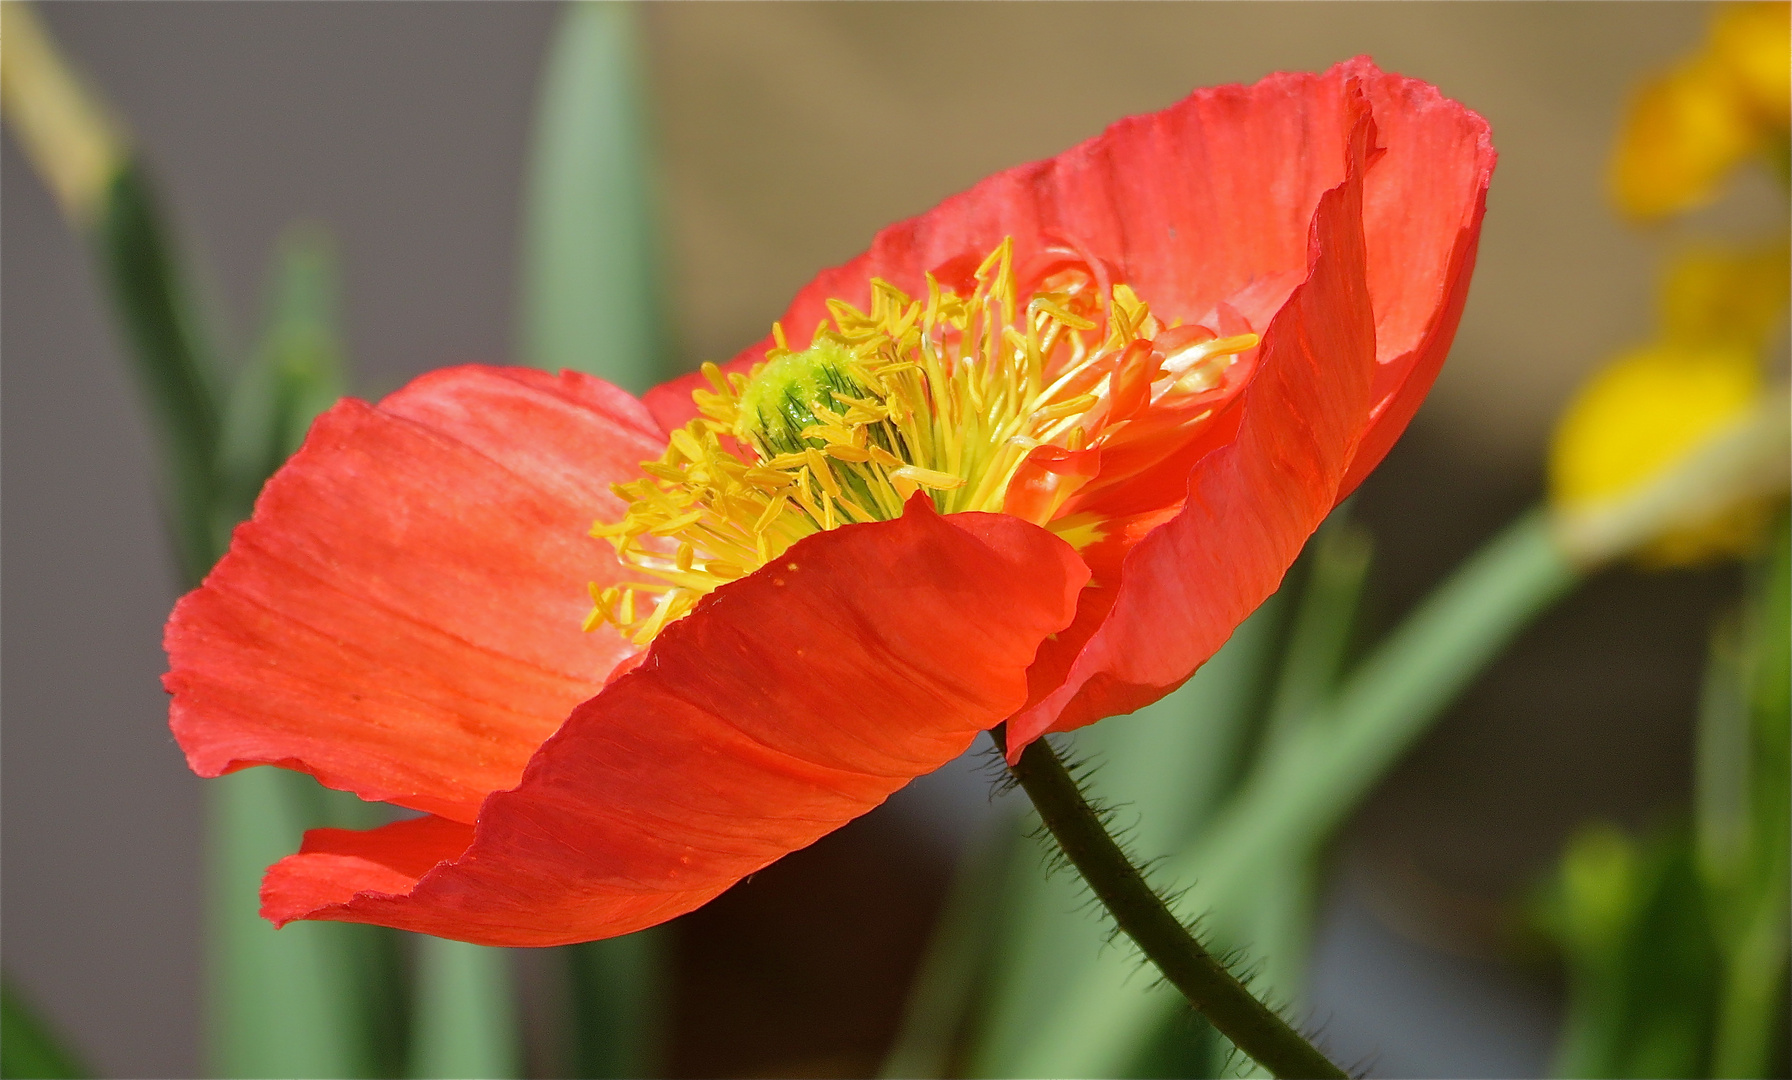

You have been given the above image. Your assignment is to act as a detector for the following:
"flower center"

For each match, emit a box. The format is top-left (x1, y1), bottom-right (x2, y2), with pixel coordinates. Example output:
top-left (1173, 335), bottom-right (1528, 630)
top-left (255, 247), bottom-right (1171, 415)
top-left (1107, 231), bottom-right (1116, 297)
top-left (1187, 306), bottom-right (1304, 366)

top-left (586, 239), bottom-right (1257, 645)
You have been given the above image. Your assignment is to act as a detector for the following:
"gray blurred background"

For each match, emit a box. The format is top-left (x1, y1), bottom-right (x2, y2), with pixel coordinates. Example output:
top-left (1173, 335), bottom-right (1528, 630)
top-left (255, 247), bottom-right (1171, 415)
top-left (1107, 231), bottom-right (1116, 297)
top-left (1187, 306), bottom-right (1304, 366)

top-left (3, 3), bottom-right (1771, 1076)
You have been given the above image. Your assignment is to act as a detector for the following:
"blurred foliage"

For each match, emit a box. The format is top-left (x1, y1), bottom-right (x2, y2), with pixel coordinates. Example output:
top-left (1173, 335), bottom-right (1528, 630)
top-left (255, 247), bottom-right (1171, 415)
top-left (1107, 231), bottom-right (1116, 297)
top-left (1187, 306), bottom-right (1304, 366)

top-left (407, 940), bottom-right (520, 1080)
top-left (520, 0), bottom-right (668, 394)
top-left (1, 979), bottom-right (90, 1080)
top-left (1534, 517), bottom-right (1789, 1079)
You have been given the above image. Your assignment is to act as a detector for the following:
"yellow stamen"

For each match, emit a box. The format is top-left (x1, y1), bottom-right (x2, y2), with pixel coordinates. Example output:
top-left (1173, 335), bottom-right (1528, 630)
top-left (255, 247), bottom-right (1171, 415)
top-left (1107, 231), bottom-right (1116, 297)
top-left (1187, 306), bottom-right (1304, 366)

top-left (584, 237), bottom-right (1246, 644)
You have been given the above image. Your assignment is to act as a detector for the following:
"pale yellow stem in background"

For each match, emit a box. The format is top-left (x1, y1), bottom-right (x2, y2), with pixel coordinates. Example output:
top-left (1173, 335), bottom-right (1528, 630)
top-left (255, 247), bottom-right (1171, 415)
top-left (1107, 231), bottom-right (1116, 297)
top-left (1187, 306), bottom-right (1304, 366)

top-left (1552, 386), bottom-right (1792, 567)
top-left (0, 0), bottom-right (125, 227)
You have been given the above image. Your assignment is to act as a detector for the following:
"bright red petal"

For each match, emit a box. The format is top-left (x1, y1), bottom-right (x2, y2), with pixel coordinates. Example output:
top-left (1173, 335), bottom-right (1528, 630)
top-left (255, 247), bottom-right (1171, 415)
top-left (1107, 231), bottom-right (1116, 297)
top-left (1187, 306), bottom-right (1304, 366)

top-left (165, 366), bottom-right (665, 822)
top-left (1341, 60), bottom-right (1496, 497)
top-left (1006, 87), bottom-right (1381, 752)
top-left (261, 501), bottom-right (1087, 946)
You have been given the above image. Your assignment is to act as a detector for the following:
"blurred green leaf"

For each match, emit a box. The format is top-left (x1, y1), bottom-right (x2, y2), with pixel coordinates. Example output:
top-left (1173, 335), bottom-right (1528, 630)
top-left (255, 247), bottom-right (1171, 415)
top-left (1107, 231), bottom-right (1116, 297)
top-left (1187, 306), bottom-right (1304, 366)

top-left (1537, 516), bottom-right (1789, 1080)
top-left (1262, 516), bottom-right (1372, 752)
top-left (209, 769), bottom-right (396, 1079)
top-left (880, 818), bottom-right (1018, 1079)
top-left (566, 931), bottom-right (665, 1079)
top-left (407, 939), bottom-right (520, 1080)
top-left (215, 225), bottom-right (346, 539)
top-left (34, 11), bottom-right (407, 1075)
top-left (966, 594), bottom-right (1289, 1078)
top-left (95, 163), bottom-right (224, 583)
top-left (1709, 514), bottom-right (1790, 1079)
top-left (2, 976), bottom-right (90, 1080)
top-left (1696, 617), bottom-right (1753, 902)
top-left (519, 0), bottom-right (667, 392)
top-left (1538, 824), bottom-right (1722, 1079)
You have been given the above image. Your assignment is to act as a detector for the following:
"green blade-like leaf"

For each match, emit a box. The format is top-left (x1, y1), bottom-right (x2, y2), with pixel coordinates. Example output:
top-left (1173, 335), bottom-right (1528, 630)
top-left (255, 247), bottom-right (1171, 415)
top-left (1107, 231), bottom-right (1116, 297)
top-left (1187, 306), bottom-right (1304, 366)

top-left (209, 770), bottom-right (390, 1079)
top-left (2, 976), bottom-right (91, 1080)
top-left (1709, 515), bottom-right (1790, 1079)
top-left (96, 162), bottom-right (224, 583)
top-left (20, 13), bottom-right (396, 1076)
top-left (566, 931), bottom-right (666, 1079)
top-left (408, 939), bottom-right (521, 1080)
top-left (1262, 516), bottom-right (1372, 752)
top-left (215, 224), bottom-right (346, 537)
top-left (519, 0), bottom-right (666, 392)
top-left (203, 228), bottom-right (403, 1080)
top-left (879, 818), bottom-right (1018, 1079)
top-left (1540, 825), bottom-right (1722, 1079)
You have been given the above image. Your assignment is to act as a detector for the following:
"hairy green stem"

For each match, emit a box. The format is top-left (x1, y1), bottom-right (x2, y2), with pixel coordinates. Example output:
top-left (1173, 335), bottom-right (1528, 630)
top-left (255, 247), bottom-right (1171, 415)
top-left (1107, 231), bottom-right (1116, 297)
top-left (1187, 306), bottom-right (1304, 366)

top-left (995, 727), bottom-right (1347, 1079)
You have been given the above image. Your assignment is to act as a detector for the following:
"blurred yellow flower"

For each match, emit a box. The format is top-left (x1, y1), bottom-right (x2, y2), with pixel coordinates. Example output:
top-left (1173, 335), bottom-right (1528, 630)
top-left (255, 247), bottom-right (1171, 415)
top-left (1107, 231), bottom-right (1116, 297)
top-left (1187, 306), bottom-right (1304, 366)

top-left (1550, 246), bottom-right (1789, 565)
top-left (1610, 1), bottom-right (1790, 219)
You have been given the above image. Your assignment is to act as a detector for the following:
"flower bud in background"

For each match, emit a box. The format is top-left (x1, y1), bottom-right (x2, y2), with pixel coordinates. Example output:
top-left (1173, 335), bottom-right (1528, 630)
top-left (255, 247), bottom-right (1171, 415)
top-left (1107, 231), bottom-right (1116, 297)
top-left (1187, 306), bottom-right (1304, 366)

top-left (1550, 246), bottom-right (1789, 566)
top-left (1610, 1), bottom-right (1790, 220)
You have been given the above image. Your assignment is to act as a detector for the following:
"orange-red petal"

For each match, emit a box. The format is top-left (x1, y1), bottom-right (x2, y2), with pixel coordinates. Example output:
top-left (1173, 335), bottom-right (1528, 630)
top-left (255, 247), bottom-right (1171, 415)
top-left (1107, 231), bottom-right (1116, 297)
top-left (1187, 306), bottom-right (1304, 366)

top-left (1341, 65), bottom-right (1496, 497)
top-left (1006, 85), bottom-right (1381, 752)
top-left (261, 501), bottom-right (1087, 945)
top-left (165, 366), bottom-right (665, 822)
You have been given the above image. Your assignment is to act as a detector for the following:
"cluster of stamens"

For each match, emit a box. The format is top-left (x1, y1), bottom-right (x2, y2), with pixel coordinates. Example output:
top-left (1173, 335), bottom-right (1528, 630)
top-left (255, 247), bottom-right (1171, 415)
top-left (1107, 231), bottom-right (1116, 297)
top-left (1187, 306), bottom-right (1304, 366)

top-left (585, 239), bottom-right (1258, 645)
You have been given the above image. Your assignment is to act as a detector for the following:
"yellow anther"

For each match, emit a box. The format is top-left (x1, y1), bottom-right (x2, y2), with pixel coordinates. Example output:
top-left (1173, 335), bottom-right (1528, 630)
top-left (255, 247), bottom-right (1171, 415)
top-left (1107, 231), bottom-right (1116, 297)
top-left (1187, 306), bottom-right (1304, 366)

top-left (803, 449), bottom-right (841, 497)
top-left (754, 496), bottom-right (788, 533)
top-left (649, 509), bottom-right (705, 536)
top-left (889, 465), bottom-right (967, 491)
top-left (701, 361), bottom-right (729, 394)
top-left (669, 428), bottom-right (706, 463)
top-left (1037, 394), bottom-right (1101, 421)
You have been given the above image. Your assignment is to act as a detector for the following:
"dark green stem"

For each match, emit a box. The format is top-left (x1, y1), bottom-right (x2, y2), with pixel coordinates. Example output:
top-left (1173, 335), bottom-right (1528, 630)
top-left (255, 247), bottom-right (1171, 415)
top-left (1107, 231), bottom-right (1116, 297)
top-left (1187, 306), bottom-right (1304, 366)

top-left (995, 726), bottom-right (1347, 1080)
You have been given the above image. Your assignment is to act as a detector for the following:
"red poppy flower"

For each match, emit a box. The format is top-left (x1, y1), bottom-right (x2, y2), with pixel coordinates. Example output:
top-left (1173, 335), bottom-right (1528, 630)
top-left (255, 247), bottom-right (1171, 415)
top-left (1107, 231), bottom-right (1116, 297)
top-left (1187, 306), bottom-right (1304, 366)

top-left (164, 56), bottom-right (1493, 946)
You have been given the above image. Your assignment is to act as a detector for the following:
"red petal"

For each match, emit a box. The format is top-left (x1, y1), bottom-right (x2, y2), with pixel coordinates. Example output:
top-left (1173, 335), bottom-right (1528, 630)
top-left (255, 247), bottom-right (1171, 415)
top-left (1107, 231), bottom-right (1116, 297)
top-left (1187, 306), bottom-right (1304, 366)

top-left (1006, 85), bottom-right (1381, 753)
top-left (165, 366), bottom-right (666, 822)
top-left (260, 501), bottom-right (1087, 946)
top-left (1341, 60), bottom-right (1496, 496)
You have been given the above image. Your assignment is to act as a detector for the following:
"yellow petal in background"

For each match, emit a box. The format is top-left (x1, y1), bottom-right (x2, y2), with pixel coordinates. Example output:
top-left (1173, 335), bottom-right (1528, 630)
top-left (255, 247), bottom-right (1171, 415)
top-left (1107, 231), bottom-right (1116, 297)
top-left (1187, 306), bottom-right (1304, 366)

top-left (1610, 56), bottom-right (1758, 220)
top-left (1550, 343), bottom-right (1771, 564)
top-left (1659, 244), bottom-right (1792, 350)
top-left (1708, 1), bottom-right (1791, 129)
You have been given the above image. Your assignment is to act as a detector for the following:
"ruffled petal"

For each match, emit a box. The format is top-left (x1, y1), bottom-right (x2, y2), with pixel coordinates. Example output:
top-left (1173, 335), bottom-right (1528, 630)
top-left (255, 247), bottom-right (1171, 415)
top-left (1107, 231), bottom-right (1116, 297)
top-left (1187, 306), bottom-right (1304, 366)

top-left (1006, 87), bottom-right (1381, 752)
top-left (260, 500), bottom-right (1088, 946)
top-left (165, 366), bottom-right (666, 822)
top-left (1341, 61), bottom-right (1496, 496)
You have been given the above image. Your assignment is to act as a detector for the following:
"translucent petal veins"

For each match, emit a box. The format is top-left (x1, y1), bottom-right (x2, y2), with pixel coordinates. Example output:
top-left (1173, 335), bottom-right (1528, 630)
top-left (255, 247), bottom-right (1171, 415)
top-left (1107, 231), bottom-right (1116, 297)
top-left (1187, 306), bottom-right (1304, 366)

top-left (588, 238), bottom-right (1259, 646)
